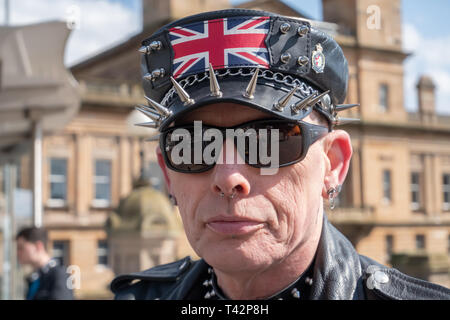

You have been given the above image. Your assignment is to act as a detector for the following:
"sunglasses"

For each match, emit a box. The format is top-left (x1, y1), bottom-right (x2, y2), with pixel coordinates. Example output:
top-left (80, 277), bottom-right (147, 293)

top-left (159, 118), bottom-right (330, 173)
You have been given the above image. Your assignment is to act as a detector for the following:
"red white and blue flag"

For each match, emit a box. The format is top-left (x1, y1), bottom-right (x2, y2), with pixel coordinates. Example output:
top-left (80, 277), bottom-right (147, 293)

top-left (169, 17), bottom-right (271, 79)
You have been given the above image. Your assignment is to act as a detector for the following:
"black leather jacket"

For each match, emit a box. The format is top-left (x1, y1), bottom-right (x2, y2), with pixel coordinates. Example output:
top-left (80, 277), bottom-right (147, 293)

top-left (111, 215), bottom-right (450, 300)
top-left (25, 260), bottom-right (73, 300)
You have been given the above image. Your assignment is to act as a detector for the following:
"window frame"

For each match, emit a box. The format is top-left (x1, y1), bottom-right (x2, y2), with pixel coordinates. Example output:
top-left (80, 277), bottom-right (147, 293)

top-left (92, 159), bottom-right (112, 208)
top-left (379, 83), bottom-right (389, 112)
top-left (96, 239), bottom-right (109, 267)
top-left (52, 240), bottom-right (70, 266)
top-left (415, 234), bottom-right (426, 250)
top-left (382, 169), bottom-right (392, 205)
top-left (47, 157), bottom-right (68, 207)
top-left (410, 171), bottom-right (422, 211)
top-left (443, 173), bottom-right (450, 211)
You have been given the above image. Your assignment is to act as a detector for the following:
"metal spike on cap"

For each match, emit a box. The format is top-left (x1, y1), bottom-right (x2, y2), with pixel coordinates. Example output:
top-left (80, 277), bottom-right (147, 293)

top-left (335, 103), bottom-right (360, 112)
top-left (274, 85), bottom-right (299, 111)
top-left (170, 77), bottom-right (195, 106)
top-left (135, 105), bottom-right (161, 122)
top-left (291, 92), bottom-right (317, 114)
top-left (243, 68), bottom-right (260, 99)
top-left (135, 121), bottom-right (158, 129)
top-left (208, 63), bottom-right (222, 97)
top-left (306, 90), bottom-right (331, 108)
top-left (144, 95), bottom-right (172, 117)
top-left (333, 116), bottom-right (360, 126)
top-left (138, 45), bottom-right (149, 54)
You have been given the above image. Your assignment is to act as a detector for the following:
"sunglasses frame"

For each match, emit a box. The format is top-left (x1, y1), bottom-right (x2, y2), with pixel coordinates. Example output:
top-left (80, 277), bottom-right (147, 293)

top-left (159, 118), bottom-right (330, 173)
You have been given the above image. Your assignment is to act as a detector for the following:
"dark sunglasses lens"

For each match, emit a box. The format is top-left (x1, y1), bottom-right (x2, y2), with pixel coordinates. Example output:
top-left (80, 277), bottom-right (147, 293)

top-left (239, 122), bottom-right (303, 167)
top-left (162, 121), bottom-right (305, 172)
top-left (163, 128), bottom-right (219, 172)
top-left (278, 123), bottom-right (304, 165)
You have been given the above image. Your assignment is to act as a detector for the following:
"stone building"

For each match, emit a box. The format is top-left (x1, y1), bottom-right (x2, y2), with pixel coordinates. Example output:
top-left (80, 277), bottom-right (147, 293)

top-left (1, 0), bottom-right (449, 298)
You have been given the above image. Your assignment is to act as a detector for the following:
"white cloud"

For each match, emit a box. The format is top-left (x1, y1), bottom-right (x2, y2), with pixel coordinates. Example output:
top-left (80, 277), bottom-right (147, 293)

top-left (7, 0), bottom-right (142, 66)
top-left (402, 23), bottom-right (450, 114)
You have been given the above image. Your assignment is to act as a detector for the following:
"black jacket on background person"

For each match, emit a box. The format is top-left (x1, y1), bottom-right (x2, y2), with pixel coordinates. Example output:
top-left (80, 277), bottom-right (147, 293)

top-left (25, 259), bottom-right (73, 300)
top-left (111, 215), bottom-right (450, 300)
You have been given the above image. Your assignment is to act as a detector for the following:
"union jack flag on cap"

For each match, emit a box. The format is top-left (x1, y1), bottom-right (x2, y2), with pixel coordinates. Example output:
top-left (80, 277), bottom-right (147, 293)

top-left (169, 16), bottom-right (271, 79)
top-left (138, 9), bottom-right (354, 132)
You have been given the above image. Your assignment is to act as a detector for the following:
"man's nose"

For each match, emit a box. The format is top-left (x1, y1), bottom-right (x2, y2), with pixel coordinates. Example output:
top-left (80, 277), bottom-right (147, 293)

top-left (210, 138), bottom-right (251, 198)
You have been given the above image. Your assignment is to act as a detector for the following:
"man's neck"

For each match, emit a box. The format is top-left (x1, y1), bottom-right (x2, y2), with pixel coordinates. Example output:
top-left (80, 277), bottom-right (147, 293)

top-left (213, 214), bottom-right (323, 300)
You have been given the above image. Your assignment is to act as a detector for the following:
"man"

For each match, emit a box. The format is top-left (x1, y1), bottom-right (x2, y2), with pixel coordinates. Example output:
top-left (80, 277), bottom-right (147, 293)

top-left (111, 9), bottom-right (450, 300)
top-left (16, 227), bottom-right (73, 300)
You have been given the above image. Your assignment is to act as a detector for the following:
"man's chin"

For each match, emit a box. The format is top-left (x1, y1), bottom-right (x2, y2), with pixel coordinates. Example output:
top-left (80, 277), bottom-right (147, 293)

top-left (201, 242), bottom-right (272, 273)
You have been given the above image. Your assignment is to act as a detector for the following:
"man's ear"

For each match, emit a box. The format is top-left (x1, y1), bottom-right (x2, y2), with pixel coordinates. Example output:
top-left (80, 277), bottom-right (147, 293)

top-left (321, 130), bottom-right (353, 198)
top-left (156, 145), bottom-right (172, 192)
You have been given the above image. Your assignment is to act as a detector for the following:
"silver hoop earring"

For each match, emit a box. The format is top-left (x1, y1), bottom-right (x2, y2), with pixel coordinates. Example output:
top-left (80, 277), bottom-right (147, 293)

top-left (169, 194), bottom-right (178, 206)
top-left (327, 185), bottom-right (341, 210)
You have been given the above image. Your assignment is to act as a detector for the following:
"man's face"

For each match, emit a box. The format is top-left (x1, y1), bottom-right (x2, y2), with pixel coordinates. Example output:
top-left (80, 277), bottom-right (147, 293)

top-left (158, 103), bottom-right (330, 273)
top-left (16, 237), bottom-right (41, 265)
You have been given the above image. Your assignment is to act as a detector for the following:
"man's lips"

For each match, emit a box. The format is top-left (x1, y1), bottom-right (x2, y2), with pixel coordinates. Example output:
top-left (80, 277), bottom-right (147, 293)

top-left (205, 216), bottom-right (265, 235)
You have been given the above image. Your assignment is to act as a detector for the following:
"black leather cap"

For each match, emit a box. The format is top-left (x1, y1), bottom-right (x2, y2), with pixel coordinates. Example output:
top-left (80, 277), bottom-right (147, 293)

top-left (138, 9), bottom-right (353, 131)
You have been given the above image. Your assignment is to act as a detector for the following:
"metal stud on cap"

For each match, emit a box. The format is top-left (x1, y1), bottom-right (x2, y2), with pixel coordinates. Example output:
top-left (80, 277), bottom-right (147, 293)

top-left (149, 40), bottom-right (162, 51)
top-left (143, 68), bottom-right (165, 82)
top-left (280, 23), bottom-right (291, 33)
top-left (297, 25), bottom-right (309, 36)
top-left (297, 56), bottom-right (309, 66)
top-left (280, 52), bottom-right (291, 64)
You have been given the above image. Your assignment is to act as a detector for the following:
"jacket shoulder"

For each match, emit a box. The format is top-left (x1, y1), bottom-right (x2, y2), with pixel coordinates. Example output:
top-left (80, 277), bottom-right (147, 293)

top-left (110, 256), bottom-right (193, 300)
top-left (359, 257), bottom-right (450, 300)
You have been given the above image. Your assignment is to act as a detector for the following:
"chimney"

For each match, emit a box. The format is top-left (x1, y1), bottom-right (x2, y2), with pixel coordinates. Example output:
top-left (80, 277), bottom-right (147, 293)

top-left (417, 75), bottom-right (436, 123)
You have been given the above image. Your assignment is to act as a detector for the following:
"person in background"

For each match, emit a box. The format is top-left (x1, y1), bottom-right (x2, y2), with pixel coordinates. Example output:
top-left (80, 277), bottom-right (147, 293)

top-left (16, 227), bottom-right (73, 300)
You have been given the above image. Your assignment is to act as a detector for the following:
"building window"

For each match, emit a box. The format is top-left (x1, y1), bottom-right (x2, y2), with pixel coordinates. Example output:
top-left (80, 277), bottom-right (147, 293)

top-left (415, 234), bottom-right (425, 250)
top-left (93, 159), bottom-right (111, 207)
top-left (443, 174), bottom-right (450, 211)
top-left (379, 83), bottom-right (389, 112)
top-left (382, 169), bottom-right (392, 204)
top-left (411, 172), bottom-right (422, 211)
top-left (97, 240), bottom-right (108, 266)
top-left (49, 158), bottom-right (67, 206)
top-left (52, 240), bottom-right (69, 266)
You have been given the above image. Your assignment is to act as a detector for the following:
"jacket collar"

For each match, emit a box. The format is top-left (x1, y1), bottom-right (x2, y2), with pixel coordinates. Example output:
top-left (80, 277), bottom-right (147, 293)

top-left (309, 214), bottom-right (366, 299)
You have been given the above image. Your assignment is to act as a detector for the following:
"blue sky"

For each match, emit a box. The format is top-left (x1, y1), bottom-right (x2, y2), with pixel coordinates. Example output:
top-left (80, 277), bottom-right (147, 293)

top-left (1, 0), bottom-right (449, 114)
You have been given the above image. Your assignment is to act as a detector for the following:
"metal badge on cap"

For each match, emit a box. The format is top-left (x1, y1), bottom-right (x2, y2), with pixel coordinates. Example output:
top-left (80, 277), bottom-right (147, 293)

top-left (312, 43), bottom-right (325, 73)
